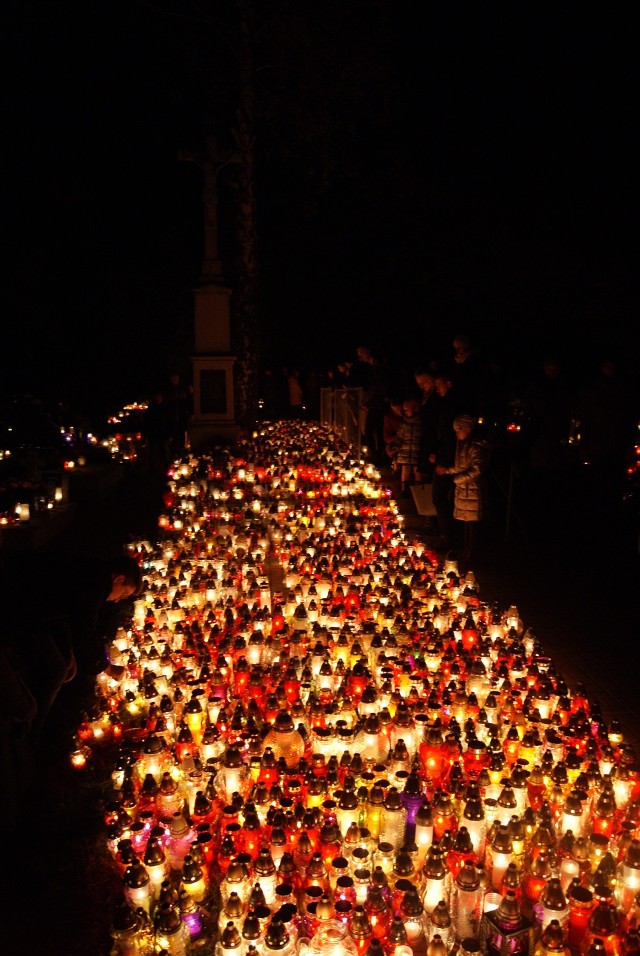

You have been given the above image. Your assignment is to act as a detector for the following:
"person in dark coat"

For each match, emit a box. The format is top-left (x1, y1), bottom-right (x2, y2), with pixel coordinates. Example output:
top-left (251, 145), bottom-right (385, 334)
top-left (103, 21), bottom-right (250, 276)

top-left (382, 396), bottom-right (404, 470)
top-left (165, 371), bottom-right (193, 458)
top-left (450, 331), bottom-right (488, 417)
top-left (520, 353), bottom-right (574, 541)
top-left (144, 390), bottom-right (171, 477)
top-left (353, 345), bottom-right (390, 465)
top-left (430, 369), bottom-right (462, 552)
top-left (394, 397), bottom-right (423, 496)
top-left (414, 367), bottom-right (440, 482)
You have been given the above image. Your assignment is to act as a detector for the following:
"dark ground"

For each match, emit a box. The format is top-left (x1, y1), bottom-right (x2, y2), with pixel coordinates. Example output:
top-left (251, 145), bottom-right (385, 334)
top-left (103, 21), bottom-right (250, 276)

top-left (3, 443), bottom-right (639, 955)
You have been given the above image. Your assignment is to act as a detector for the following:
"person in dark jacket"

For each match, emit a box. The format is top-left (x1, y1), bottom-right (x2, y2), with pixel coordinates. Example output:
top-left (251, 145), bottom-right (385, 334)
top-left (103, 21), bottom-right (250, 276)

top-left (430, 369), bottom-right (462, 552)
top-left (382, 396), bottom-right (405, 470)
top-left (394, 397), bottom-right (423, 496)
top-left (414, 367), bottom-right (440, 482)
top-left (165, 371), bottom-right (193, 458)
top-left (353, 345), bottom-right (390, 465)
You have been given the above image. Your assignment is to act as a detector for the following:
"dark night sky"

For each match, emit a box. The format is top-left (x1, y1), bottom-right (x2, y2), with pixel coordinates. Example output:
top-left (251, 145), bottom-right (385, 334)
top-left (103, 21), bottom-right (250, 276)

top-left (2, 2), bottom-right (639, 424)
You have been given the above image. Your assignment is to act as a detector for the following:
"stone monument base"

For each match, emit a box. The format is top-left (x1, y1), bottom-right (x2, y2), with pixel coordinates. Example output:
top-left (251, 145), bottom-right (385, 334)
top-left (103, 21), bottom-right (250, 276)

top-left (189, 354), bottom-right (238, 450)
top-left (188, 419), bottom-right (240, 450)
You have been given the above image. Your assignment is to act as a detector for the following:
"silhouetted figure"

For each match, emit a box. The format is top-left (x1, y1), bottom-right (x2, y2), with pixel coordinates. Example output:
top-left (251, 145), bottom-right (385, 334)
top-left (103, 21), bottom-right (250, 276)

top-left (394, 397), bottom-right (423, 496)
top-left (382, 396), bottom-right (404, 469)
top-left (353, 345), bottom-right (390, 465)
top-left (414, 367), bottom-right (439, 483)
top-left (450, 331), bottom-right (487, 417)
top-left (431, 368), bottom-right (461, 552)
top-left (285, 367), bottom-right (305, 419)
top-left (521, 354), bottom-right (574, 541)
top-left (165, 371), bottom-right (193, 459)
top-left (305, 368), bottom-right (326, 421)
top-left (574, 355), bottom-right (638, 543)
top-left (144, 390), bottom-right (171, 477)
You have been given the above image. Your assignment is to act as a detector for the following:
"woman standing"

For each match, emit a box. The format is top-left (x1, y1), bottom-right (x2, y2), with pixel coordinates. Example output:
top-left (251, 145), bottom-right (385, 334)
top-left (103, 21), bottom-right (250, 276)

top-left (436, 414), bottom-right (490, 567)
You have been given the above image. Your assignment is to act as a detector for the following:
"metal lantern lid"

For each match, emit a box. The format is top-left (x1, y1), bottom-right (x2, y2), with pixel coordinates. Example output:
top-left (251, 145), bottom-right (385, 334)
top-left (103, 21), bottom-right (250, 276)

top-left (539, 877), bottom-right (567, 910)
top-left (349, 905), bottom-right (372, 939)
top-left (157, 902), bottom-right (182, 935)
top-left (111, 899), bottom-right (140, 934)
top-left (159, 771), bottom-right (178, 794)
top-left (400, 884), bottom-right (424, 917)
top-left (488, 891), bottom-right (531, 931)
top-left (226, 859), bottom-right (250, 884)
top-left (416, 800), bottom-right (433, 825)
top-left (124, 859), bottom-right (149, 888)
top-left (169, 811), bottom-right (190, 837)
top-left (384, 787), bottom-right (403, 811)
top-left (368, 784), bottom-right (386, 806)
top-left (424, 845), bottom-right (447, 880)
top-left (463, 795), bottom-right (484, 822)
top-left (221, 922), bottom-right (243, 948)
top-left (142, 733), bottom-right (165, 755)
top-left (394, 849), bottom-right (415, 877)
top-left (540, 919), bottom-right (567, 952)
top-left (223, 746), bottom-right (245, 768)
top-left (456, 861), bottom-right (481, 891)
top-left (254, 847), bottom-right (276, 876)
top-left (315, 895), bottom-right (335, 922)
top-left (428, 935), bottom-right (449, 956)
top-left (144, 836), bottom-right (166, 866)
top-left (224, 893), bottom-right (245, 919)
top-left (623, 838), bottom-right (640, 869)
top-left (242, 911), bottom-right (262, 941)
top-left (430, 900), bottom-right (452, 929)
top-left (490, 824), bottom-right (513, 854)
top-left (388, 915), bottom-right (408, 944)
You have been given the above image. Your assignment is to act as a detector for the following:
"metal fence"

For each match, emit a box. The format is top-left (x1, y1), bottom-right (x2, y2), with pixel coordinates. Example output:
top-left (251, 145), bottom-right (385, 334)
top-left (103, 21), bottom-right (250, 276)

top-left (319, 388), bottom-right (363, 455)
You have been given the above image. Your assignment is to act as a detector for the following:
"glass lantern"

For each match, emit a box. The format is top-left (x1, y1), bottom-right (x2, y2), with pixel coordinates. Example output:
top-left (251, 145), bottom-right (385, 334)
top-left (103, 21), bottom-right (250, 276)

top-left (354, 715), bottom-right (389, 767)
top-left (481, 891), bottom-right (533, 956)
top-left (263, 711), bottom-right (306, 769)
top-left (378, 788), bottom-right (408, 852)
top-left (422, 844), bottom-right (450, 915)
top-left (451, 861), bottom-right (484, 941)
top-left (534, 918), bottom-right (571, 956)
top-left (616, 838), bottom-right (640, 914)
top-left (215, 746), bottom-right (253, 803)
top-left (486, 824), bottom-right (514, 891)
top-left (299, 917), bottom-right (359, 956)
top-left (155, 901), bottom-right (192, 955)
top-left (123, 858), bottom-right (152, 916)
top-left (536, 877), bottom-right (569, 935)
top-left (109, 898), bottom-right (153, 955)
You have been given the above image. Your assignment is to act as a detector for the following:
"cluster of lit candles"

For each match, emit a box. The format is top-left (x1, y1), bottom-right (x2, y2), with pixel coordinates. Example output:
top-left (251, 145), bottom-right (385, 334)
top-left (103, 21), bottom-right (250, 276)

top-left (75, 420), bottom-right (640, 956)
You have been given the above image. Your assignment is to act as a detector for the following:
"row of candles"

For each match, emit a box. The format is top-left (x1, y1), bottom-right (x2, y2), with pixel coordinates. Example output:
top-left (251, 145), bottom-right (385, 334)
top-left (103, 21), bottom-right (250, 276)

top-left (75, 421), bottom-right (640, 956)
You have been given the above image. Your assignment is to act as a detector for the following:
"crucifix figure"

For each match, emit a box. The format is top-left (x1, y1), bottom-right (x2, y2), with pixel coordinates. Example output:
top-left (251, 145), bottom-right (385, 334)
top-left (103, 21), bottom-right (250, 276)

top-left (179, 132), bottom-right (238, 282)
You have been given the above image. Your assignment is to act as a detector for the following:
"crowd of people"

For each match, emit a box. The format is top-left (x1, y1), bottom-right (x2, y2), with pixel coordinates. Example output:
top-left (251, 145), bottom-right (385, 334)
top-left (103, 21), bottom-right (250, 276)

top-left (259, 332), bottom-right (639, 567)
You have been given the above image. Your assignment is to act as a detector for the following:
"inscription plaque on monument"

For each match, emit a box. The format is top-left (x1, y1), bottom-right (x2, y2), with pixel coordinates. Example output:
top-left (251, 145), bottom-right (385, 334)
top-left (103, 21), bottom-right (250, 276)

top-left (200, 369), bottom-right (227, 415)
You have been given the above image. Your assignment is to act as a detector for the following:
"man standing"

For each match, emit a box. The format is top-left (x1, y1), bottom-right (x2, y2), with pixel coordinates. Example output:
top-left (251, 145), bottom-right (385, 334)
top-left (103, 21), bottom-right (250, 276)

top-left (165, 371), bottom-right (193, 459)
top-left (352, 345), bottom-right (390, 465)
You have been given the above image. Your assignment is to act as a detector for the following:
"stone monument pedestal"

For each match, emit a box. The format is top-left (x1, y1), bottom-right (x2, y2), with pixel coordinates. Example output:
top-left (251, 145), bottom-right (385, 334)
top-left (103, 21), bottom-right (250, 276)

top-left (185, 137), bottom-right (239, 450)
top-left (189, 280), bottom-right (238, 449)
